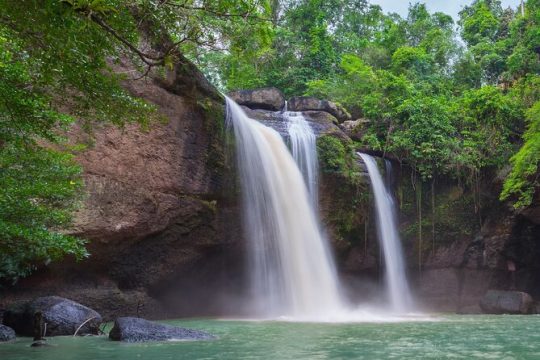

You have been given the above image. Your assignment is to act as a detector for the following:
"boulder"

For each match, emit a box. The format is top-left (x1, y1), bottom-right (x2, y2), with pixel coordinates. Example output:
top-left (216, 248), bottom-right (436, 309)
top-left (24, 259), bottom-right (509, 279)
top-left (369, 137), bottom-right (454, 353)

top-left (341, 119), bottom-right (370, 141)
top-left (238, 107), bottom-right (349, 139)
top-left (479, 290), bottom-right (534, 314)
top-left (228, 87), bottom-right (285, 111)
top-left (240, 106), bottom-right (282, 122)
top-left (288, 96), bottom-right (351, 122)
top-left (302, 111), bottom-right (350, 140)
top-left (0, 324), bottom-right (16, 342)
top-left (3, 296), bottom-right (102, 336)
top-left (109, 317), bottom-right (215, 342)
top-left (303, 110), bottom-right (339, 126)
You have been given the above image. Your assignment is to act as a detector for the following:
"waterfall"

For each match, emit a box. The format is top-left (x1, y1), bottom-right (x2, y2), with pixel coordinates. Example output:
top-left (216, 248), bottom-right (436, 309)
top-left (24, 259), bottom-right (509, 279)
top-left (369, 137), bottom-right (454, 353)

top-left (226, 97), bottom-right (344, 319)
top-left (285, 111), bottom-right (318, 207)
top-left (358, 153), bottom-right (414, 313)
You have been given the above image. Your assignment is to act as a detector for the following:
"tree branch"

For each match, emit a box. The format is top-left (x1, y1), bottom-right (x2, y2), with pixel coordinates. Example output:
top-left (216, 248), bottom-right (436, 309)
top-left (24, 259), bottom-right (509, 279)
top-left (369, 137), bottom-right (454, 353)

top-left (164, 1), bottom-right (273, 22)
top-left (89, 14), bottom-right (165, 66)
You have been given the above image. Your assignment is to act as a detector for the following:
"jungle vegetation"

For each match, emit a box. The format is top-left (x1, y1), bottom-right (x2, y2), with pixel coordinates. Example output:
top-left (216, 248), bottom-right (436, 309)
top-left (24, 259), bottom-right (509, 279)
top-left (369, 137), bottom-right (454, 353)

top-left (0, 0), bottom-right (538, 281)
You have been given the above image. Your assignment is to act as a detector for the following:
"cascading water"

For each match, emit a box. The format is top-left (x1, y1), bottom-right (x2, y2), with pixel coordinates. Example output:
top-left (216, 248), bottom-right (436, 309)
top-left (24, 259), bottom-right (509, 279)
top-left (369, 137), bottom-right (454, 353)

top-left (285, 111), bottom-right (318, 206)
top-left (358, 153), bottom-right (414, 313)
top-left (226, 97), bottom-right (344, 319)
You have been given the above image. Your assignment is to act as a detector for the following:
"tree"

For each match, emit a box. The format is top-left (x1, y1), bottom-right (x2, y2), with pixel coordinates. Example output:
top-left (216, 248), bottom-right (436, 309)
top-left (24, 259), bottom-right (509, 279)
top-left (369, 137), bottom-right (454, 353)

top-left (500, 0), bottom-right (540, 207)
top-left (459, 0), bottom-right (512, 84)
top-left (0, 0), bottom-right (272, 282)
top-left (500, 101), bottom-right (540, 208)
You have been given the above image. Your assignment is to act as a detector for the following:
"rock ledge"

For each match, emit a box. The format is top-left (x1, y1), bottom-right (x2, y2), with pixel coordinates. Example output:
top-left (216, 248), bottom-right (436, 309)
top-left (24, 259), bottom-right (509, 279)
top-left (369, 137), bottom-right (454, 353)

top-left (479, 290), bottom-right (534, 314)
top-left (229, 87), bottom-right (285, 111)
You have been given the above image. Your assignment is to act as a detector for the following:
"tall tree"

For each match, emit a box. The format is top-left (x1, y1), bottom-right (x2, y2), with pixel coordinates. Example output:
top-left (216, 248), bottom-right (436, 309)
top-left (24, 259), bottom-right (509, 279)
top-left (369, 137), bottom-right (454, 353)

top-left (0, 0), bottom-right (272, 282)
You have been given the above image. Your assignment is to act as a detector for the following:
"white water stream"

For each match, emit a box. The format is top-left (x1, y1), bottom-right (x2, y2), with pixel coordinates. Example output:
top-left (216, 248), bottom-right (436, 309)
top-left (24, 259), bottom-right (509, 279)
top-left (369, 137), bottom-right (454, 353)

top-left (285, 111), bottom-right (319, 207)
top-left (226, 97), bottom-right (344, 320)
top-left (224, 95), bottom-right (418, 320)
top-left (358, 153), bottom-right (414, 312)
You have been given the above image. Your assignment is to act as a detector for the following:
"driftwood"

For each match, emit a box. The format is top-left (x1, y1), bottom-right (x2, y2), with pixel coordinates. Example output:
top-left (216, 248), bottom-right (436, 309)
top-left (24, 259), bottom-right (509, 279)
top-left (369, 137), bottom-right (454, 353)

top-left (73, 317), bottom-right (97, 337)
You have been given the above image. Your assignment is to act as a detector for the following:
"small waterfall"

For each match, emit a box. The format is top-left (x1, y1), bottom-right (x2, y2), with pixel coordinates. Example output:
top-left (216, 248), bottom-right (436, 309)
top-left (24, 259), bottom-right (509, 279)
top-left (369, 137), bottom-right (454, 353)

top-left (358, 153), bottom-right (414, 313)
top-left (226, 97), bottom-right (344, 319)
top-left (285, 111), bottom-right (318, 206)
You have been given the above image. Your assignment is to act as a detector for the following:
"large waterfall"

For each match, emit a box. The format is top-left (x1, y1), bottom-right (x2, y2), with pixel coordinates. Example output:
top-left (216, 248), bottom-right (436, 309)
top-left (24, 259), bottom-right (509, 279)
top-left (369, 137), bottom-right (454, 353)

top-left (225, 97), bottom-right (344, 320)
top-left (358, 153), bottom-right (414, 313)
top-left (285, 111), bottom-right (318, 207)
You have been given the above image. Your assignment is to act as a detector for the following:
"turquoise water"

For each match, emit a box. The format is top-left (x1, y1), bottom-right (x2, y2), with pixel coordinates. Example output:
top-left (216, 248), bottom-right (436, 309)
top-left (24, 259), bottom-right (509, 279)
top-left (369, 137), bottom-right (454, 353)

top-left (1, 315), bottom-right (540, 359)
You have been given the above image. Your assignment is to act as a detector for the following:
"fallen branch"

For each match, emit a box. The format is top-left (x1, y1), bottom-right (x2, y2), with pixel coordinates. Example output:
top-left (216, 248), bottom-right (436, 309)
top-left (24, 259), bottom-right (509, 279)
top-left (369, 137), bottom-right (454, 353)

top-left (73, 316), bottom-right (97, 337)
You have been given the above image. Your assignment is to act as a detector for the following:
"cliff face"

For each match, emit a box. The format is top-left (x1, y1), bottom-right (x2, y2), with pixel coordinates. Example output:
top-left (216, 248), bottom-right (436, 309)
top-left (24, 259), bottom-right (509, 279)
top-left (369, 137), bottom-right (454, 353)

top-left (2, 77), bottom-right (538, 318)
top-left (335, 119), bottom-right (540, 312)
top-left (380, 166), bottom-right (540, 313)
top-left (0, 58), bottom-right (245, 320)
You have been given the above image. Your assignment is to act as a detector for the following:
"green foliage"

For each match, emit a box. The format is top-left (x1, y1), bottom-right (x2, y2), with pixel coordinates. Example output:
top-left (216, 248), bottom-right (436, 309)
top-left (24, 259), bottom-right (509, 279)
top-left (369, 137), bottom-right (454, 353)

top-left (506, 0), bottom-right (540, 78)
top-left (3, 0), bottom-right (540, 278)
top-left (236, 0), bottom-right (538, 203)
top-left (459, 1), bottom-right (501, 47)
top-left (317, 135), bottom-right (348, 174)
top-left (389, 96), bottom-right (458, 179)
top-left (391, 46), bottom-right (434, 78)
top-left (317, 134), bottom-right (368, 246)
top-left (316, 135), bottom-right (363, 187)
top-left (501, 101), bottom-right (540, 208)
top-left (0, 0), bottom-right (272, 281)
top-left (0, 0), bottom-right (142, 281)
top-left (0, 145), bottom-right (87, 281)
top-left (456, 86), bottom-right (524, 171)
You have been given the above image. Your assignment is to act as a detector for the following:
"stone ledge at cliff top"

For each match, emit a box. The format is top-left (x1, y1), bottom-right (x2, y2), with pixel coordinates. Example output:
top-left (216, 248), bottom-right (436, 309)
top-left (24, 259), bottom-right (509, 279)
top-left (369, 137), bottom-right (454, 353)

top-left (288, 96), bottom-right (351, 123)
top-left (228, 87), bottom-right (286, 111)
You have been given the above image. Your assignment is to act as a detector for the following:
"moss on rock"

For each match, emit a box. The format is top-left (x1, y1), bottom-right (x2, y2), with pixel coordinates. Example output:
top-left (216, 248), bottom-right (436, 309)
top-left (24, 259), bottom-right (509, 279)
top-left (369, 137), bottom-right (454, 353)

top-left (317, 134), bottom-right (369, 252)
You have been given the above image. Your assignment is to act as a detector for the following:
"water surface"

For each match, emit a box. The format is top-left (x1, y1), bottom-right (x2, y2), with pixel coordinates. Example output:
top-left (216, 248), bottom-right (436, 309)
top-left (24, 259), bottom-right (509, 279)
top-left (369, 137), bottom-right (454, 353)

top-left (2, 315), bottom-right (540, 359)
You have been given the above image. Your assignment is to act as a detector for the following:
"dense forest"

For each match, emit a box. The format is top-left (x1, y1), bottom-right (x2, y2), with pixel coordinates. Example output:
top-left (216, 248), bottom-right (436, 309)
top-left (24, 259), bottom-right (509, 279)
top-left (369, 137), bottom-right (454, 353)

top-left (0, 0), bottom-right (539, 284)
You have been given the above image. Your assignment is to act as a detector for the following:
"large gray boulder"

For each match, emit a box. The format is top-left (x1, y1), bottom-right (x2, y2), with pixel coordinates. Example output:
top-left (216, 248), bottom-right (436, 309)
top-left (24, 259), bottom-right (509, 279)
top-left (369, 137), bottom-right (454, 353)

top-left (3, 296), bottom-right (102, 336)
top-left (288, 96), bottom-right (351, 122)
top-left (0, 324), bottom-right (16, 342)
top-left (479, 290), bottom-right (534, 314)
top-left (109, 317), bottom-right (215, 342)
top-left (229, 87), bottom-right (285, 111)
top-left (303, 110), bottom-right (339, 126)
top-left (302, 111), bottom-right (350, 140)
top-left (238, 106), bottom-right (349, 140)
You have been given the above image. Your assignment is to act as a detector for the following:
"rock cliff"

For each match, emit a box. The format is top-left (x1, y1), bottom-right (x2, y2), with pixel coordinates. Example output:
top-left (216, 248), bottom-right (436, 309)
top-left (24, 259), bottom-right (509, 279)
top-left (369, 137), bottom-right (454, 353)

top-left (2, 81), bottom-right (538, 318)
top-left (0, 57), bottom-right (244, 320)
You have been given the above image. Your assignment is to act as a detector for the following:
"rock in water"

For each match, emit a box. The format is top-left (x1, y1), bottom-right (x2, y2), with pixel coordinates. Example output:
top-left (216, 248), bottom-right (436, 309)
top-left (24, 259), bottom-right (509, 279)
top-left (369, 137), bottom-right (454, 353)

top-left (3, 296), bottom-right (102, 336)
top-left (109, 317), bottom-right (215, 342)
top-left (480, 290), bottom-right (534, 314)
top-left (228, 87), bottom-right (285, 111)
top-left (30, 340), bottom-right (52, 347)
top-left (0, 324), bottom-right (16, 342)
